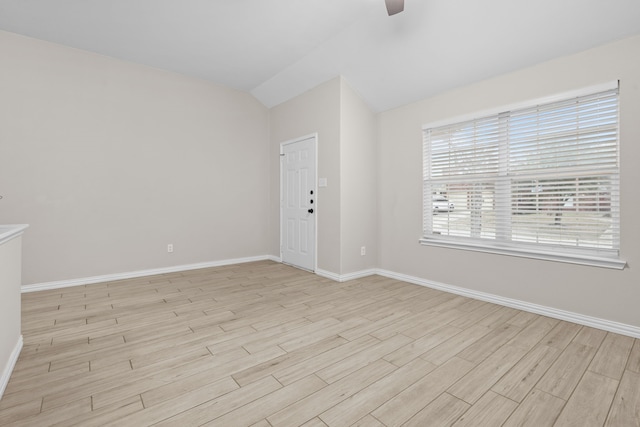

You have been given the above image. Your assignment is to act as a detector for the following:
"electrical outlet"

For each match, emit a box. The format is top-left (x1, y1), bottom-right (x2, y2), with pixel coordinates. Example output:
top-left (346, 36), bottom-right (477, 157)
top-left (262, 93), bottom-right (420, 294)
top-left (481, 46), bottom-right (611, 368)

top-left (167, 244), bottom-right (173, 253)
top-left (360, 246), bottom-right (366, 256)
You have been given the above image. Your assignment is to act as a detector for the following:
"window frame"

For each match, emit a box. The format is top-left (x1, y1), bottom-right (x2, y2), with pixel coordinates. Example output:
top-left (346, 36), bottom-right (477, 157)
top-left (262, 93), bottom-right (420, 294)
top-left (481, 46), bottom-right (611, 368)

top-left (420, 81), bottom-right (626, 270)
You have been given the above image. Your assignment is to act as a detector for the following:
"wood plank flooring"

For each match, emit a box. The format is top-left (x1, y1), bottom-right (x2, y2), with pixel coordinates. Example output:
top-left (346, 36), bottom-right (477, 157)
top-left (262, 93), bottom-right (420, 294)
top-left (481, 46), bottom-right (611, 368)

top-left (1, 260), bottom-right (639, 426)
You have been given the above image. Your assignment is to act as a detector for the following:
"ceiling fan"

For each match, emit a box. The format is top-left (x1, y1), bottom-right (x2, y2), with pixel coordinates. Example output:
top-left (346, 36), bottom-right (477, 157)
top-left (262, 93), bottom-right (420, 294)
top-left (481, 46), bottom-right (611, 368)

top-left (385, 0), bottom-right (404, 16)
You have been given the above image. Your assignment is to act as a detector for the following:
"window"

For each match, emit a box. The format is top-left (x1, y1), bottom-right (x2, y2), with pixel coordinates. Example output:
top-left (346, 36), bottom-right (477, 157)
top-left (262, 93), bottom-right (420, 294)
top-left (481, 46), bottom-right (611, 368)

top-left (421, 83), bottom-right (624, 269)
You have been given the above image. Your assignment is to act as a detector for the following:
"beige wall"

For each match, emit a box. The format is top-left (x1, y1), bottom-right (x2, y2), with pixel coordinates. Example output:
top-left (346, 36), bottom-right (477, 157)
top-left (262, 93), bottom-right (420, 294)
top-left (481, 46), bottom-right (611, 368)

top-left (0, 235), bottom-right (22, 396)
top-left (0, 31), bottom-right (270, 284)
top-left (378, 35), bottom-right (640, 328)
top-left (339, 79), bottom-right (378, 273)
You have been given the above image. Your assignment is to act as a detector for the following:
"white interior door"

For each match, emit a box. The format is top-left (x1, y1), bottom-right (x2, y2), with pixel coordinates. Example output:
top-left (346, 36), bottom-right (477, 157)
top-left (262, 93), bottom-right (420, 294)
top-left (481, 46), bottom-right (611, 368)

top-left (281, 136), bottom-right (316, 271)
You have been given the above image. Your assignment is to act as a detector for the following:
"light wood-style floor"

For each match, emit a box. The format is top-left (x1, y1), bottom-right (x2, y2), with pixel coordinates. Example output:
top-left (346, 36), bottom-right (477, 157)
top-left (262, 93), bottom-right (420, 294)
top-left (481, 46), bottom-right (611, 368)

top-left (1, 261), bottom-right (639, 426)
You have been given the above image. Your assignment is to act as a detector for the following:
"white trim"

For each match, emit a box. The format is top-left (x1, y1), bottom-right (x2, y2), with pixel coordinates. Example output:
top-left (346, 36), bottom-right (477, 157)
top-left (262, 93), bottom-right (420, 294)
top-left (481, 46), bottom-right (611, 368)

top-left (340, 269), bottom-right (377, 281)
top-left (376, 269), bottom-right (640, 339)
top-left (315, 268), bottom-right (341, 281)
top-left (0, 224), bottom-right (29, 246)
top-left (0, 335), bottom-right (23, 400)
top-left (419, 238), bottom-right (626, 270)
top-left (315, 268), bottom-right (377, 282)
top-left (279, 133), bottom-right (318, 148)
top-left (266, 255), bottom-right (282, 263)
top-left (21, 255), bottom-right (276, 293)
top-left (422, 80), bottom-right (619, 130)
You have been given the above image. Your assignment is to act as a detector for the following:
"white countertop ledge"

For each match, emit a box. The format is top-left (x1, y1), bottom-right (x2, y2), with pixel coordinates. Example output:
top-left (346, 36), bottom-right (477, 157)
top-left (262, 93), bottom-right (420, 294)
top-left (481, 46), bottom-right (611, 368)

top-left (0, 224), bottom-right (29, 245)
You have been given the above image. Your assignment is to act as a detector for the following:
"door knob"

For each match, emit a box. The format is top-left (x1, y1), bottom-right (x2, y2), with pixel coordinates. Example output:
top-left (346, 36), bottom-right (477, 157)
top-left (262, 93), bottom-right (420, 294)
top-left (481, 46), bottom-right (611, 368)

top-left (308, 208), bottom-right (314, 214)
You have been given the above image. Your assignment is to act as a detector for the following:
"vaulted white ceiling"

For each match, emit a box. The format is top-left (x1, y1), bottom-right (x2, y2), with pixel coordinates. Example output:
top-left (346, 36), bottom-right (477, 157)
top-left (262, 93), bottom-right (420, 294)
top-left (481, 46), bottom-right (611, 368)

top-left (1, 0), bottom-right (639, 112)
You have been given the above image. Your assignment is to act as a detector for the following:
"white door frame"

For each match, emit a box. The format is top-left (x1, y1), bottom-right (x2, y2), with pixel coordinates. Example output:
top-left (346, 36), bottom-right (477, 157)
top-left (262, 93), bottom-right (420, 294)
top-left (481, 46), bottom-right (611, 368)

top-left (280, 133), bottom-right (318, 272)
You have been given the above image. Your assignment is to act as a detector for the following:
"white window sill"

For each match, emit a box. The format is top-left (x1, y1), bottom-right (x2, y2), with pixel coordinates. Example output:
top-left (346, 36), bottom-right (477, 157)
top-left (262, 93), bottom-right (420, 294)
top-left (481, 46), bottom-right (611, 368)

top-left (419, 237), bottom-right (626, 270)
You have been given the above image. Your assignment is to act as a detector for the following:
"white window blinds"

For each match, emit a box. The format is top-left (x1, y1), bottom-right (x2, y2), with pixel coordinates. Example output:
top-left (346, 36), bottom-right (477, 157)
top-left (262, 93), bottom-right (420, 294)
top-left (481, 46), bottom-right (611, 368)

top-left (422, 85), bottom-right (622, 268)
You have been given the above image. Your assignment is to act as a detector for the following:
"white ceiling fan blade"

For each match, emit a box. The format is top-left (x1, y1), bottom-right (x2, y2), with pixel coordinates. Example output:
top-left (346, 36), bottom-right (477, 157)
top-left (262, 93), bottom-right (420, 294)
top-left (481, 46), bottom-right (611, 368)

top-left (385, 0), bottom-right (404, 16)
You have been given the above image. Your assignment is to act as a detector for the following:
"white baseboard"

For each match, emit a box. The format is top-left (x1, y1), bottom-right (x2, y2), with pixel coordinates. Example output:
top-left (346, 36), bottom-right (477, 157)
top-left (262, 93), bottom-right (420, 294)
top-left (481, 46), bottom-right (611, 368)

top-left (21, 255), bottom-right (278, 293)
top-left (0, 335), bottom-right (23, 400)
top-left (341, 269), bottom-right (377, 281)
top-left (315, 268), bottom-right (377, 282)
top-left (376, 269), bottom-right (640, 339)
top-left (315, 269), bottom-right (341, 281)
